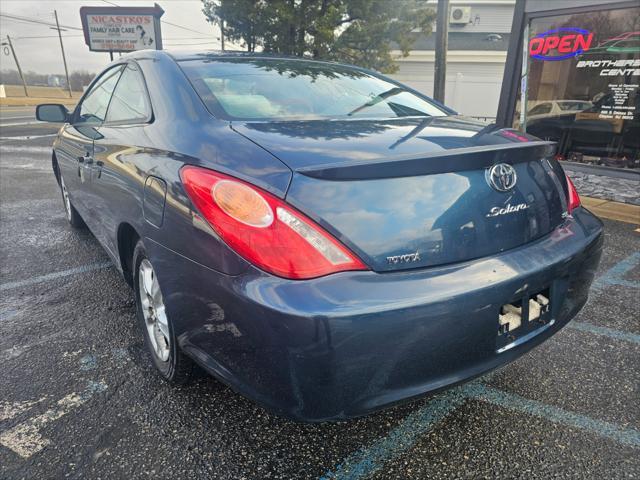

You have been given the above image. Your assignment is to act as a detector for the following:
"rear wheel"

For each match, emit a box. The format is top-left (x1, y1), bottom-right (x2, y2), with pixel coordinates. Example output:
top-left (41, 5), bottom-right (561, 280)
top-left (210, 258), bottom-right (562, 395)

top-left (59, 174), bottom-right (84, 228)
top-left (133, 240), bottom-right (193, 382)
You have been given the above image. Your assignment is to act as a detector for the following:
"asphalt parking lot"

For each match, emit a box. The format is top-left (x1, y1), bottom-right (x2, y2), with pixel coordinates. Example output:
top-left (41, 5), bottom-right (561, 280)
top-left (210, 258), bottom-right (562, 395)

top-left (1, 105), bottom-right (639, 479)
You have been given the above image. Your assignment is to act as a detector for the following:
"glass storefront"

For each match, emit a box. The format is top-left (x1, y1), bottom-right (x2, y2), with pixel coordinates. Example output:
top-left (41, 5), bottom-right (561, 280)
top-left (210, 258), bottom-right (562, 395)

top-left (515, 5), bottom-right (639, 169)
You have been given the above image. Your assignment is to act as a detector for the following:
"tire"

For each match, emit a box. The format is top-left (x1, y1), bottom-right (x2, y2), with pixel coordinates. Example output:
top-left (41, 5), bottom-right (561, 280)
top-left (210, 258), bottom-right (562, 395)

top-left (59, 174), bottom-right (85, 228)
top-left (133, 240), bottom-right (194, 383)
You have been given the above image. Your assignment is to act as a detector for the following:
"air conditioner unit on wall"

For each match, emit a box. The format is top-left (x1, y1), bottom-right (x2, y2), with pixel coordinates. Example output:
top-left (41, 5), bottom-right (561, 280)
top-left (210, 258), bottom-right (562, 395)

top-left (450, 6), bottom-right (471, 25)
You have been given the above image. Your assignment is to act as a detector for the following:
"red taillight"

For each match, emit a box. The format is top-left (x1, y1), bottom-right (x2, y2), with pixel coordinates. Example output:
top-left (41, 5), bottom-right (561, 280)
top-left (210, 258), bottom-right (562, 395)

top-left (180, 166), bottom-right (367, 279)
top-left (566, 174), bottom-right (581, 214)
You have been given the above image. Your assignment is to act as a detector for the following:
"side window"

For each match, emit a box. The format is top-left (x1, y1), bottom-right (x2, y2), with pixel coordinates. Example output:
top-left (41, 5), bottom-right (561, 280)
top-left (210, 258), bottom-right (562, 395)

top-left (105, 64), bottom-right (151, 124)
top-left (76, 66), bottom-right (123, 125)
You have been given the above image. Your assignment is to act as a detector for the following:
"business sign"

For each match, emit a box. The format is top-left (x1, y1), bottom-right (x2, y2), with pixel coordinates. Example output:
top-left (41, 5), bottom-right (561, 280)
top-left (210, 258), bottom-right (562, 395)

top-left (80, 4), bottom-right (164, 53)
top-left (529, 28), bottom-right (593, 61)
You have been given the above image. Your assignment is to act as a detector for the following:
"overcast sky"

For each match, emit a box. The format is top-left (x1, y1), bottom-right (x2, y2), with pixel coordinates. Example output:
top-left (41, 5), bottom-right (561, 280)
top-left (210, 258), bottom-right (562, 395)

top-left (0, 0), bottom-right (233, 74)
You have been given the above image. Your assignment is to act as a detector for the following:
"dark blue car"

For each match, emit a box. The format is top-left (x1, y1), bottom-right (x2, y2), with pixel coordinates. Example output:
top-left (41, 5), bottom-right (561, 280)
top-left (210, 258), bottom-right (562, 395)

top-left (36, 51), bottom-right (603, 422)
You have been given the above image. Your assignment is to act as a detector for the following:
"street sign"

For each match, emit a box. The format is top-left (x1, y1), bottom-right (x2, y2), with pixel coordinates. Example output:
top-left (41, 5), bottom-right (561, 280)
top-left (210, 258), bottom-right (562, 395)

top-left (79, 3), bottom-right (164, 53)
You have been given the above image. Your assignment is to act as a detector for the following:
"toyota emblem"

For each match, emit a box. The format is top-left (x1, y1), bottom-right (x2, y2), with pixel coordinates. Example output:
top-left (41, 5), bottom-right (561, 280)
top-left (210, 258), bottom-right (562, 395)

top-left (486, 163), bottom-right (517, 192)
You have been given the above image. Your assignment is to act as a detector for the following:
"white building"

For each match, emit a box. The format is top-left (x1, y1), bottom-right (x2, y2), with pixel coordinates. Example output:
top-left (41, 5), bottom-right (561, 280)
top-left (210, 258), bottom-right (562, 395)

top-left (390, 0), bottom-right (516, 119)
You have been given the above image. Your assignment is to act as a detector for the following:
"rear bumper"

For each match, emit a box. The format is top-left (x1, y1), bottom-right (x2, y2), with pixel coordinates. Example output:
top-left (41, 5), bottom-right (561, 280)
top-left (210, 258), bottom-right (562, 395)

top-left (147, 207), bottom-right (603, 422)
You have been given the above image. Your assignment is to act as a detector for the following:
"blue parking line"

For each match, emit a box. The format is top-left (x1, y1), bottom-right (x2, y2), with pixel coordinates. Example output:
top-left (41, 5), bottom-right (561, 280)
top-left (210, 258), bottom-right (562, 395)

top-left (0, 308), bottom-right (18, 321)
top-left (0, 262), bottom-right (112, 291)
top-left (465, 384), bottom-right (640, 448)
top-left (592, 252), bottom-right (640, 290)
top-left (320, 388), bottom-right (468, 480)
top-left (567, 321), bottom-right (640, 345)
top-left (80, 354), bottom-right (98, 371)
top-left (321, 380), bottom-right (640, 479)
top-left (82, 380), bottom-right (108, 400)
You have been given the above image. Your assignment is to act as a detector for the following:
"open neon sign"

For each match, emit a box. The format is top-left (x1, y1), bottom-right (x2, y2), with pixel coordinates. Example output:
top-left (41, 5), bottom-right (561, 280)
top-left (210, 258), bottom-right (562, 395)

top-left (529, 28), bottom-right (593, 61)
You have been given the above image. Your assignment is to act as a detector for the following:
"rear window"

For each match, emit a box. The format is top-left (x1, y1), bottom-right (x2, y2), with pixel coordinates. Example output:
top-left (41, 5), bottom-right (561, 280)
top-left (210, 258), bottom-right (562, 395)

top-left (179, 57), bottom-right (448, 121)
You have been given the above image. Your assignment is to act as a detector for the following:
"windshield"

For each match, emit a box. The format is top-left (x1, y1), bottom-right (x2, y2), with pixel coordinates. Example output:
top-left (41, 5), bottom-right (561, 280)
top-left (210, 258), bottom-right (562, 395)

top-left (179, 57), bottom-right (448, 121)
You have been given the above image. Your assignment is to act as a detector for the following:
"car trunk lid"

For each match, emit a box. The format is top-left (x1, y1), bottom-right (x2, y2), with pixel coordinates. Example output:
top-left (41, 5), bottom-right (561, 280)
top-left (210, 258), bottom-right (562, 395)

top-left (233, 116), bottom-right (569, 271)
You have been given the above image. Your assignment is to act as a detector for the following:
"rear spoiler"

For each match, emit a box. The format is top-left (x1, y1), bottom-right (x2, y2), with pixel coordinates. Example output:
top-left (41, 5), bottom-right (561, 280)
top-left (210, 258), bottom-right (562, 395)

top-left (296, 141), bottom-right (556, 181)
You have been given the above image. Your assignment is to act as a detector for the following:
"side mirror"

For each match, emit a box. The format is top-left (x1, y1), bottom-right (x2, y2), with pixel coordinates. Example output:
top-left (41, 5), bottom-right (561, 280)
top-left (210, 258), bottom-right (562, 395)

top-left (36, 104), bottom-right (69, 123)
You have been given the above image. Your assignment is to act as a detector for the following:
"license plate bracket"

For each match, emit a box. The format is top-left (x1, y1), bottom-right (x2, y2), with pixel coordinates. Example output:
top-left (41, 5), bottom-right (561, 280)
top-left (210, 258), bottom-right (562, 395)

top-left (496, 287), bottom-right (552, 353)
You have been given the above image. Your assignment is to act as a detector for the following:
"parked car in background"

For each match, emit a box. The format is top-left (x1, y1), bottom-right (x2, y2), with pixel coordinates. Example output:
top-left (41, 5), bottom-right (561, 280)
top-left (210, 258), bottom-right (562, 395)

top-left (513, 100), bottom-right (592, 136)
top-left (527, 100), bottom-right (593, 123)
top-left (36, 51), bottom-right (603, 421)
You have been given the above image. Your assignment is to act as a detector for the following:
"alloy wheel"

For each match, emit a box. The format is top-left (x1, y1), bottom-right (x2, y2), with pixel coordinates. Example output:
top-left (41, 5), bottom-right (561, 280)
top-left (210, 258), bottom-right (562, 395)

top-left (138, 259), bottom-right (170, 362)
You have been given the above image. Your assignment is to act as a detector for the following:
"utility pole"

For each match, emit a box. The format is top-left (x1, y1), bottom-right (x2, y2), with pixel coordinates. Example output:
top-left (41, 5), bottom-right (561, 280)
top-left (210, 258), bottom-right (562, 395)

top-left (4, 36), bottom-right (28, 97)
top-left (433, 0), bottom-right (449, 103)
top-left (53, 10), bottom-right (73, 98)
top-left (220, 19), bottom-right (225, 51)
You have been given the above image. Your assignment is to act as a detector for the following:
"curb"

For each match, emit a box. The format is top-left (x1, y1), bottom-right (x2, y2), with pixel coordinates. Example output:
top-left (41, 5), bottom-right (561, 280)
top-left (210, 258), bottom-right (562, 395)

top-left (582, 196), bottom-right (640, 225)
top-left (563, 161), bottom-right (640, 181)
top-left (1, 99), bottom-right (78, 108)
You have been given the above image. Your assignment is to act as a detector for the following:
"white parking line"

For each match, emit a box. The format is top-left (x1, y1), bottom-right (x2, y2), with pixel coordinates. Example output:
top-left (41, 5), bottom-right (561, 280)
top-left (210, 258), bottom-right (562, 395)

top-left (0, 397), bottom-right (47, 422)
top-left (0, 262), bottom-right (112, 291)
top-left (0, 134), bottom-right (57, 141)
top-left (0, 381), bottom-right (107, 458)
top-left (0, 117), bottom-right (34, 122)
top-left (0, 121), bottom-right (41, 127)
top-left (0, 145), bottom-right (51, 154)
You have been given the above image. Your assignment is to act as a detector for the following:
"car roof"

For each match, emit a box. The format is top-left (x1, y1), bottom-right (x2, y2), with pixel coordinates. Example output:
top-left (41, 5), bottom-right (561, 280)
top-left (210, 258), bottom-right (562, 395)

top-left (122, 49), bottom-right (366, 71)
top-left (166, 49), bottom-right (336, 63)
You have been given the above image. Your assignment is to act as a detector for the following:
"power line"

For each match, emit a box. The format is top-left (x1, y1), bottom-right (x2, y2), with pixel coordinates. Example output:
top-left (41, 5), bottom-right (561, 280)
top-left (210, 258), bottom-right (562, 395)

top-left (1, 7), bottom-right (215, 37)
top-left (164, 41), bottom-right (220, 46)
top-left (0, 17), bottom-right (49, 28)
top-left (164, 36), bottom-right (221, 40)
top-left (98, 0), bottom-right (212, 37)
top-left (10, 34), bottom-right (216, 41)
top-left (11, 34), bottom-right (85, 40)
top-left (160, 20), bottom-right (211, 36)
top-left (2, 6), bottom-right (220, 48)
top-left (0, 13), bottom-right (83, 31)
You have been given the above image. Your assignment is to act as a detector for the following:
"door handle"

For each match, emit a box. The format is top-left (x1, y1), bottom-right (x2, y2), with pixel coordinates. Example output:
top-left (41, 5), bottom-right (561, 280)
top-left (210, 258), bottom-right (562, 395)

top-left (77, 154), bottom-right (92, 164)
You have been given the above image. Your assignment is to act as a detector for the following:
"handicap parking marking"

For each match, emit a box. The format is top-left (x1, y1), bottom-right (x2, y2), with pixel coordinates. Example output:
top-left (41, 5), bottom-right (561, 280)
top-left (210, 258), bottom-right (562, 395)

top-left (79, 354), bottom-right (98, 371)
top-left (464, 384), bottom-right (640, 448)
top-left (321, 379), bottom-right (640, 479)
top-left (567, 321), bottom-right (640, 345)
top-left (0, 261), bottom-right (112, 292)
top-left (592, 252), bottom-right (640, 291)
top-left (79, 349), bottom-right (130, 371)
top-left (0, 381), bottom-right (107, 458)
top-left (110, 347), bottom-right (130, 366)
top-left (320, 388), bottom-right (469, 480)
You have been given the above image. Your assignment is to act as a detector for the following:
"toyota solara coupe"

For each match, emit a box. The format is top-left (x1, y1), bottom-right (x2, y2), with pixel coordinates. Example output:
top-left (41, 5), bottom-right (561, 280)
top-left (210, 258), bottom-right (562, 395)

top-left (36, 51), bottom-right (603, 422)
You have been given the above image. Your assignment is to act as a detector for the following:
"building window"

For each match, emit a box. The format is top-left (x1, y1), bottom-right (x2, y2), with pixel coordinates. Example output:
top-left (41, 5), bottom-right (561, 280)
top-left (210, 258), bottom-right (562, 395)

top-left (518, 6), bottom-right (639, 169)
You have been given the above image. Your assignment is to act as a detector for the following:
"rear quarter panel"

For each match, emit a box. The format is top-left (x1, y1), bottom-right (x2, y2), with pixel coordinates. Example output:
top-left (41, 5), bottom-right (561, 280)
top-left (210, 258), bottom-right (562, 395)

top-left (88, 53), bottom-right (293, 276)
